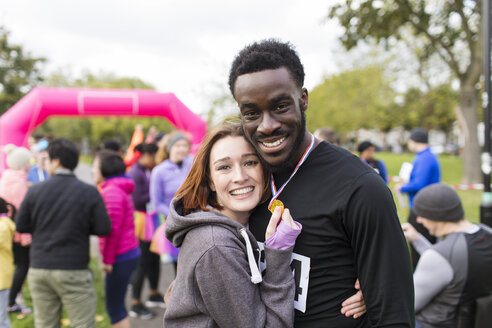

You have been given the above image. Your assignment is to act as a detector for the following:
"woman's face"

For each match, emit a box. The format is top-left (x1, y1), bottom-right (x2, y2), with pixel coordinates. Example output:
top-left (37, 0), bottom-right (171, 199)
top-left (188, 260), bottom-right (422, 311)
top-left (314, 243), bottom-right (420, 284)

top-left (169, 139), bottom-right (190, 163)
top-left (139, 152), bottom-right (156, 169)
top-left (209, 136), bottom-right (264, 224)
top-left (91, 157), bottom-right (104, 185)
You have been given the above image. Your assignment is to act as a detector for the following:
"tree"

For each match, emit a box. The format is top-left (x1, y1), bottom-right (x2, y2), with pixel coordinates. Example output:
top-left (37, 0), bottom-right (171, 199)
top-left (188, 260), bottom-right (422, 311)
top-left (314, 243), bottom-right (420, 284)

top-left (398, 84), bottom-right (459, 133)
top-left (0, 26), bottom-right (45, 115)
top-left (308, 63), bottom-right (396, 134)
top-left (36, 70), bottom-right (174, 149)
top-left (328, 0), bottom-right (483, 183)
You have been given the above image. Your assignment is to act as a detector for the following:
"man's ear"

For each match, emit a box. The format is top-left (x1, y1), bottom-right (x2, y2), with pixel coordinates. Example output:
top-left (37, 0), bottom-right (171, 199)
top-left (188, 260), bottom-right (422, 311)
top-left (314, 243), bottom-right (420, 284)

top-left (301, 88), bottom-right (308, 111)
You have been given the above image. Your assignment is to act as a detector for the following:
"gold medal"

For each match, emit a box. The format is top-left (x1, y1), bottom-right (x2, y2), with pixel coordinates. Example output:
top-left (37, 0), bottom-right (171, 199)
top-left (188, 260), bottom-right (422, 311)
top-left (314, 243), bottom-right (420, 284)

top-left (269, 200), bottom-right (284, 214)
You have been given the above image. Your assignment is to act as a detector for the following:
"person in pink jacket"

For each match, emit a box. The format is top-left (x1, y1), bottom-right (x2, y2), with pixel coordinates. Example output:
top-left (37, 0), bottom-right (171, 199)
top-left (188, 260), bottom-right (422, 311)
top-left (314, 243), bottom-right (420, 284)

top-left (92, 150), bottom-right (141, 328)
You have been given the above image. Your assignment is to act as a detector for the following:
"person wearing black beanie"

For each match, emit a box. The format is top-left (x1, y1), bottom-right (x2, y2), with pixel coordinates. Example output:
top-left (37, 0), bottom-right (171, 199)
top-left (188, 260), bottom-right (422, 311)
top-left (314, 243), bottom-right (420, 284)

top-left (395, 127), bottom-right (441, 270)
top-left (401, 183), bottom-right (492, 328)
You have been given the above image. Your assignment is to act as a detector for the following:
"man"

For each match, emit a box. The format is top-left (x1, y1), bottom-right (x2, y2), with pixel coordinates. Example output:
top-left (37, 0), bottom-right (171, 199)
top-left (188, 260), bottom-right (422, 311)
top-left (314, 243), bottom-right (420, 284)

top-left (16, 138), bottom-right (111, 328)
top-left (229, 39), bottom-right (414, 327)
top-left (313, 126), bottom-right (339, 145)
top-left (357, 140), bottom-right (388, 183)
top-left (396, 128), bottom-right (441, 268)
top-left (402, 183), bottom-right (492, 328)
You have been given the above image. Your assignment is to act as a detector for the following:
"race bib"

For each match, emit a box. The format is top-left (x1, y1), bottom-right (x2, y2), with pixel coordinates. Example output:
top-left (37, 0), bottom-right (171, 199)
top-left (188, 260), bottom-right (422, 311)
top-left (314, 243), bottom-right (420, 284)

top-left (257, 242), bottom-right (310, 313)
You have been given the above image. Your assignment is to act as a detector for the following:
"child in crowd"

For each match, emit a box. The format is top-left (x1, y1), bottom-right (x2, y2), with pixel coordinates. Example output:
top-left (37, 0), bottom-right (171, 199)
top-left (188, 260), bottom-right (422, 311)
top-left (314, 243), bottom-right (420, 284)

top-left (0, 198), bottom-right (16, 328)
top-left (0, 144), bottom-right (32, 314)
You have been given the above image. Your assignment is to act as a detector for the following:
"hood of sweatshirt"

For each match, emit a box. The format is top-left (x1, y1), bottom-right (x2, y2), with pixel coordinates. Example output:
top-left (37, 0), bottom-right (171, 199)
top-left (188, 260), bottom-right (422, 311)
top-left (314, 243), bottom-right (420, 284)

top-left (166, 198), bottom-right (247, 248)
top-left (165, 198), bottom-right (263, 284)
top-left (101, 176), bottom-right (135, 195)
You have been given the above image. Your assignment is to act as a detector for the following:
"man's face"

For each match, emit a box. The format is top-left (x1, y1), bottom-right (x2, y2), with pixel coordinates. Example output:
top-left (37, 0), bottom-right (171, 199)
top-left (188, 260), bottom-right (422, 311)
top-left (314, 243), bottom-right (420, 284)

top-left (234, 67), bottom-right (308, 171)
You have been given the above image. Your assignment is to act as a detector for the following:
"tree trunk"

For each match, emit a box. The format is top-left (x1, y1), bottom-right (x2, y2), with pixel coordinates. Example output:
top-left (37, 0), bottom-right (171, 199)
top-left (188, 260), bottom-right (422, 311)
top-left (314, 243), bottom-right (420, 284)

top-left (457, 84), bottom-right (482, 184)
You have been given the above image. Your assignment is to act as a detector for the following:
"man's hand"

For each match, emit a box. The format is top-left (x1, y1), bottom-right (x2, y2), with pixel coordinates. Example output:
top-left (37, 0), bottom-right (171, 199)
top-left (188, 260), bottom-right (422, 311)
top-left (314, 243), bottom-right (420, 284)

top-left (341, 279), bottom-right (366, 319)
top-left (401, 223), bottom-right (420, 242)
top-left (393, 183), bottom-right (403, 193)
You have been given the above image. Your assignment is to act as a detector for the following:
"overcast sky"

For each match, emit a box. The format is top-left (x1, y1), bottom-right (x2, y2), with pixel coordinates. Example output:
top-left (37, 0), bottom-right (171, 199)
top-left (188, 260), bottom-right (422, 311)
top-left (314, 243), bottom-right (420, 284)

top-left (0, 0), bottom-right (345, 117)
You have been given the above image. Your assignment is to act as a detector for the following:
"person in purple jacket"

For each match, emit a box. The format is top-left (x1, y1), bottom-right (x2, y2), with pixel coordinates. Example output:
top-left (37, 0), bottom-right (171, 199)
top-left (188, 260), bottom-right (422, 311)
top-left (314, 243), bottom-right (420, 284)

top-left (92, 150), bottom-right (141, 328)
top-left (150, 132), bottom-right (193, 271)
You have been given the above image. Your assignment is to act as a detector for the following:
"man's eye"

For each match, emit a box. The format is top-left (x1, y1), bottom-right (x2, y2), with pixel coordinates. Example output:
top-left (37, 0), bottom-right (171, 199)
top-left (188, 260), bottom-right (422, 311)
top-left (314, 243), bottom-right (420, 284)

top-left (276, 103), bottom-right (289, 111)
top-left (242, 111), bottom-right (260, 120)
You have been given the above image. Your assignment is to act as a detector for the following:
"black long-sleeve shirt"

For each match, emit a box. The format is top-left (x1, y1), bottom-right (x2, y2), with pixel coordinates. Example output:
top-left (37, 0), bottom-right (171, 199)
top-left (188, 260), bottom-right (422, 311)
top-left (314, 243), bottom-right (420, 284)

top-left (16, 172), bottom-right (111, 270)
top-left (249, 141), bottom-right (415, 327)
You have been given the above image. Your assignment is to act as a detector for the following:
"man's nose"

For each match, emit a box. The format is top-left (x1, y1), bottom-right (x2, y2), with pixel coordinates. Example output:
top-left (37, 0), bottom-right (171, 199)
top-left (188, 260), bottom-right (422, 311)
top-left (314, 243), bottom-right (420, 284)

top-left (258, 112), bottom-right (281, 135)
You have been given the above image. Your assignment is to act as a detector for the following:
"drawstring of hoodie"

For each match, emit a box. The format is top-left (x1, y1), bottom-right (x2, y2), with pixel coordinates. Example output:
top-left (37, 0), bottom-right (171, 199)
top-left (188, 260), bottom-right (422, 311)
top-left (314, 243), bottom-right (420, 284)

top-left (239, 228), bottom-right (262, 284)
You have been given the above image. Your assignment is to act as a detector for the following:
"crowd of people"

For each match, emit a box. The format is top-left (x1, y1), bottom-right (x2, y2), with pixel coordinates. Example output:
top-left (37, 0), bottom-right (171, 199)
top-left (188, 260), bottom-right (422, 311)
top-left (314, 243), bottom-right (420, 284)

top-left (0, 38), bottom-right (491, 328)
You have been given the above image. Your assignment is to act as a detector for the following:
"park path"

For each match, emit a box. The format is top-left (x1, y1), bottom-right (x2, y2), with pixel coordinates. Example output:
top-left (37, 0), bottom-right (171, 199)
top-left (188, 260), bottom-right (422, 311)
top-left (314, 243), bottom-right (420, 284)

top-left (75, 163), bottom-right (174, 328)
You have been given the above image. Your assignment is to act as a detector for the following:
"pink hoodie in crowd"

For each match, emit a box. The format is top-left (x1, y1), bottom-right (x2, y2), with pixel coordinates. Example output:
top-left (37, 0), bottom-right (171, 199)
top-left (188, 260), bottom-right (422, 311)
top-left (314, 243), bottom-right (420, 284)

top-left (0, 169), bottom-right (28, 210)
top-left (98, 176), bottom-right (139, 265)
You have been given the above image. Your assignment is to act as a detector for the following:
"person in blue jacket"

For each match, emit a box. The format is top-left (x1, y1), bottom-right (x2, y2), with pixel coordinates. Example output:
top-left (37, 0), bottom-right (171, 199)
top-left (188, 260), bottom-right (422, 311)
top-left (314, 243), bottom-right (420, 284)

top-left (396, 127), bottom-right (440, 269)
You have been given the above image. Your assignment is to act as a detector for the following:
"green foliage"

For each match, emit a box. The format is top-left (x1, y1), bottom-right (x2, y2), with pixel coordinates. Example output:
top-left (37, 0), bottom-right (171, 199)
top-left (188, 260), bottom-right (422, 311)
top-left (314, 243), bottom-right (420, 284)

top-left (35, 71), bottom-right (174, 149)
top-left (398, 84), bottom-right (458, 132)
top-left (0, 26), bottom-right (45, 115)
top-left (328, 1), bottom-right (480, 80)
top-left (308, 64), bottom-right (396, 133)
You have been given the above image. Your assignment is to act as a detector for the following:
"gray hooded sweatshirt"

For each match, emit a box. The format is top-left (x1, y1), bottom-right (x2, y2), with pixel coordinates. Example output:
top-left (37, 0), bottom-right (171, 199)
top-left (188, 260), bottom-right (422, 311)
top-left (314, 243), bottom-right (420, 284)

top-left (164, 199), bottom-right (295, 328)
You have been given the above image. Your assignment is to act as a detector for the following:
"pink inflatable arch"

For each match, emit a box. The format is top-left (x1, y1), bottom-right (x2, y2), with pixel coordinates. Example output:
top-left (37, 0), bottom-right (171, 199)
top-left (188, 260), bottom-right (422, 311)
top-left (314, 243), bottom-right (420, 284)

top-left (0, 87), bottom-right (207, 173)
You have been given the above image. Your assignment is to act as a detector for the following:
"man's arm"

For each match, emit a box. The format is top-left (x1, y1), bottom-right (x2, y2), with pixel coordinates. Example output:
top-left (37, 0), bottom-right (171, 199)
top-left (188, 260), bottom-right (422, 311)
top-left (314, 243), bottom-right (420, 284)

top-left (89, 189), bottom-right (111, 236)
top-left (345, 173), bottom-right (415, 327)
top-left (413, 249), bottom-right (452, 312)
top-left (16, 189), bottom-right (33, 233)
top-left (400, 158), bottom-right (432, 193)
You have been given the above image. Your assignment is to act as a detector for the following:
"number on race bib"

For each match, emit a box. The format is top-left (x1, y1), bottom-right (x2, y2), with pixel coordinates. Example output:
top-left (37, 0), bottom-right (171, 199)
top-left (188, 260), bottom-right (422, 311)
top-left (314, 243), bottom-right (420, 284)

top-left (257, 242), bottom-right (310, 313)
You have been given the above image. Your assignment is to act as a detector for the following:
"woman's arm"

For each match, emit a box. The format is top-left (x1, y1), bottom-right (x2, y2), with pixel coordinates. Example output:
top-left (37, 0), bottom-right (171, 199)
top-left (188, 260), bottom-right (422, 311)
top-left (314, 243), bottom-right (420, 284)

top-left (195, 244), bottom-right (295, 327)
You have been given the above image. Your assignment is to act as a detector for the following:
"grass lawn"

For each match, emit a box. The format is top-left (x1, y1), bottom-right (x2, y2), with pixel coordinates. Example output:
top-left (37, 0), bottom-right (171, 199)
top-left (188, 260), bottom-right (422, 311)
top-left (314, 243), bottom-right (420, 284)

top-left (378, 152), bottom-right (482, 223)
top-left (10, 257), bottom-right (111, 328)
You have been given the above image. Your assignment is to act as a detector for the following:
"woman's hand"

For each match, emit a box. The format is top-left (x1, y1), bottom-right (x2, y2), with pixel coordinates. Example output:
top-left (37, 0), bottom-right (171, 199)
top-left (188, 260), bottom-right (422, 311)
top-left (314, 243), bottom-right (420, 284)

top-left (101, 263), bottom-right (113, 274)
top-left (265, 207), bottom-right (299, 240)
top-left (341, 279), bottom-right (366, 319)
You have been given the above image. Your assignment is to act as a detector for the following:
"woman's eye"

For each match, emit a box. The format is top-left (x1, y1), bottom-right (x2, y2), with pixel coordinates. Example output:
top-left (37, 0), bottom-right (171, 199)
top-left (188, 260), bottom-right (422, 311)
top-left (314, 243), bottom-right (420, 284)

top-left (217, 165), bottom-right (230, 171)
top-left (244, 160), bottom-right (258, 166)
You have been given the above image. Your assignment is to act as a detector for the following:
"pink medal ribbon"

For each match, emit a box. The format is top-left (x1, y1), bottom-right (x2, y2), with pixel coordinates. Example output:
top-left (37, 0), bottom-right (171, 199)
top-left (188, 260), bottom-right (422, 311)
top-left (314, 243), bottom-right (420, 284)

top-left (268, 134), bottom-right (315, 210)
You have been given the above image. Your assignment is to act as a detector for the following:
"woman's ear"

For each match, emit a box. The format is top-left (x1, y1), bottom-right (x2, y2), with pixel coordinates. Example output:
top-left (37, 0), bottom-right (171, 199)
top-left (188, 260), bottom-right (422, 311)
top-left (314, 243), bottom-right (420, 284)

top-left (209, 181), bottom-right (216, 192)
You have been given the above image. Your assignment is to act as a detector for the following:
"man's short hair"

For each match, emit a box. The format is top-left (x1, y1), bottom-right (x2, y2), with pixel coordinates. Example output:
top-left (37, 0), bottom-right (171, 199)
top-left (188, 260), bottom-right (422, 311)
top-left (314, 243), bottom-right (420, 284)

top-left (48, 138), bottom-right (79, 171)
top-left (228, 39), bottom-right (305, 97)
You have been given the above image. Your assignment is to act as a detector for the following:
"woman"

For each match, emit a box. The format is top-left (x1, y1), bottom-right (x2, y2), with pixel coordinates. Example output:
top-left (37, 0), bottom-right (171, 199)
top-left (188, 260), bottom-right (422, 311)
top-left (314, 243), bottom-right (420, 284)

top-left (127, 142), bottom-right (162, 319)
top-left (0, 144), bottom-right (32, 314)
top-left (163, 122), bottom-right (303, 327)
top-left (92, 151), bottom-right (140, 328)
top-left (150, 131), bottom-right (193, 269)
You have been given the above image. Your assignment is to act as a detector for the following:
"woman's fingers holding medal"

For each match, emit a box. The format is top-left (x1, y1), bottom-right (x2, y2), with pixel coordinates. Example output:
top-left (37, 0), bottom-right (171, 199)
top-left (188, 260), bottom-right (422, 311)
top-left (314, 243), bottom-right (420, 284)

top-left (266, 207), bottom-right (300, 240)
top-left (280, 209), bottom-right (299, 230)
top-left (265, 206), bottom-right (282, 240)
